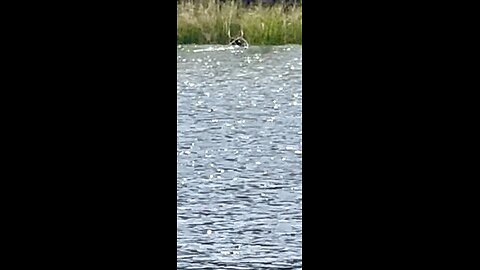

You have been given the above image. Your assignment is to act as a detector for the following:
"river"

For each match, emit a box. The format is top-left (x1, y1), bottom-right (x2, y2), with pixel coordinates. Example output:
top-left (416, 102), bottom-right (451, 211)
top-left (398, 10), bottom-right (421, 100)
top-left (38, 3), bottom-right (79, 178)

top-left (177, 45), bottom-right (302, 269)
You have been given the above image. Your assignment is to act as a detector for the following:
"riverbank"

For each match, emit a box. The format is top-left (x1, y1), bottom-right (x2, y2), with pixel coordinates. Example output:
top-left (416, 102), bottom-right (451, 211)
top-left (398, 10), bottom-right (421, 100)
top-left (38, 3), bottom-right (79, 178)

top-left (177, 0), bottom-right (302, 45)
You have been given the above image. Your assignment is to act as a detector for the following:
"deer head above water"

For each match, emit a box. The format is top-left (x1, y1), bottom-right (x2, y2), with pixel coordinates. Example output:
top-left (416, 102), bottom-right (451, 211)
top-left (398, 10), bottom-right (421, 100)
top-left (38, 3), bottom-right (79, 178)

top-left (228, 28), bottom-right (249, 48)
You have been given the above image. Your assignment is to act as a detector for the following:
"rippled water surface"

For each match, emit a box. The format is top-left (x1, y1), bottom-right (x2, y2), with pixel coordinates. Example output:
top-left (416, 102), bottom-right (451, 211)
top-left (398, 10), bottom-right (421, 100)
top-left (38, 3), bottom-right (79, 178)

top-left (177, 45), bottom-right (302, 270)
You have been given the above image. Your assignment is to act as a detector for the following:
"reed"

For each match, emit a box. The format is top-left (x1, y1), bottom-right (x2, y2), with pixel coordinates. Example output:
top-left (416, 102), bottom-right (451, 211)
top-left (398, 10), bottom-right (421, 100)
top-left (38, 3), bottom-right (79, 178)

top-left (177, 0), bottom-right (302, 45)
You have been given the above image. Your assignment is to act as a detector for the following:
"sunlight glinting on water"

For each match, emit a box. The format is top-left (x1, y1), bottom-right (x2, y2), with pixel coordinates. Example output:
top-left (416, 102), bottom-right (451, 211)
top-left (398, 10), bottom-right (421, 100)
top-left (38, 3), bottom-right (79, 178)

top-left (177, 45), bottom-right (302, 270)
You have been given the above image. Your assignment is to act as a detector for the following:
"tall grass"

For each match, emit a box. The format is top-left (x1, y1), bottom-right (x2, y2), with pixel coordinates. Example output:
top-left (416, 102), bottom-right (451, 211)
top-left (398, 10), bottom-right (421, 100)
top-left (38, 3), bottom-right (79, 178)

top-left (177, 0), bottom-right (302, 45)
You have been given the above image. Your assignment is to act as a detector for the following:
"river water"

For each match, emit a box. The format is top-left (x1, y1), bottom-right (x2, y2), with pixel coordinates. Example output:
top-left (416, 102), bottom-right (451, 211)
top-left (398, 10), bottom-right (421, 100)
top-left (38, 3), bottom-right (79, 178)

top-left (177, 45), bottom-right (302, 269)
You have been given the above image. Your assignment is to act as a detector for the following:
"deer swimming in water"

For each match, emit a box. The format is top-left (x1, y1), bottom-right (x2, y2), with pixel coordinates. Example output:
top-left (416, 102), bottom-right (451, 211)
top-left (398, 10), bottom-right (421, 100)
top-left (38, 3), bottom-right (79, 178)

top-left (228, 28), bottom-right (249, 48)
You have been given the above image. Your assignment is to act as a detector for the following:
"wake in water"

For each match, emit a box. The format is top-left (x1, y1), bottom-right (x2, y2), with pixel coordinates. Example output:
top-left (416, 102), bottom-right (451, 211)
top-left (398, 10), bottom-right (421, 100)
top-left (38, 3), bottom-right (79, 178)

top-left (192, 45), bottom-right (248, 53)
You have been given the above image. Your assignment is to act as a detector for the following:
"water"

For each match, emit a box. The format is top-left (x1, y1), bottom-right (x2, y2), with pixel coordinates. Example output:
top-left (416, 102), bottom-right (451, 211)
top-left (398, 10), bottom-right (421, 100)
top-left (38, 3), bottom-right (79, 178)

top-left (177, 45), bottom-right (302, 269)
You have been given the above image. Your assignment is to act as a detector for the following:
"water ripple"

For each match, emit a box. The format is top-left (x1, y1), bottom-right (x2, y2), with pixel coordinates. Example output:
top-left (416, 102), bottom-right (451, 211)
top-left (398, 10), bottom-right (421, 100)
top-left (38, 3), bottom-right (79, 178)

top-left (178, 45), bottom-right (302, 270)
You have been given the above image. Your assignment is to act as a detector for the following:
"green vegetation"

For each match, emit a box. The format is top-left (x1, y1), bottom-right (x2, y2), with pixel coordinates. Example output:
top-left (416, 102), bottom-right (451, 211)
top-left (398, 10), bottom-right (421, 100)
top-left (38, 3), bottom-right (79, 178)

top-left (177, 0), bottom-right (302, 45)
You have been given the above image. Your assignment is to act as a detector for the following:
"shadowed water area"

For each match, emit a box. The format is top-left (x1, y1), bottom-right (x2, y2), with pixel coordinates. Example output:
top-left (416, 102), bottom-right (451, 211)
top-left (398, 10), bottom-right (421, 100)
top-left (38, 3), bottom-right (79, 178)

top-left (177, 45), bottom-right (302, 269)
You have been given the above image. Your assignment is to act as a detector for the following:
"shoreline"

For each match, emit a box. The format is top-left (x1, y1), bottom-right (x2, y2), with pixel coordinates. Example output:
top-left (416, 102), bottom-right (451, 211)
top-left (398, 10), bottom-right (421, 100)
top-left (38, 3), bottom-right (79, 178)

top-left (177, 0), bottom-right (302, 45)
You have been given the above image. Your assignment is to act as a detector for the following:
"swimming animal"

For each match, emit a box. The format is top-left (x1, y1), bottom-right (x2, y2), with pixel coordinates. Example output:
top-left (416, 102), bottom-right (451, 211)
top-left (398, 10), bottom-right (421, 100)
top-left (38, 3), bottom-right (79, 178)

top-left (228, 29), bottom-right (249, 48)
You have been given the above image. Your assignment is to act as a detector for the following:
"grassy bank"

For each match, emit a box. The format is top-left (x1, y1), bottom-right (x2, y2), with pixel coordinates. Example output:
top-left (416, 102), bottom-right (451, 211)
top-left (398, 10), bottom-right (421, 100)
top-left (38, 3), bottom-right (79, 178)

top-left (177, 0), bottom-right (302, 45)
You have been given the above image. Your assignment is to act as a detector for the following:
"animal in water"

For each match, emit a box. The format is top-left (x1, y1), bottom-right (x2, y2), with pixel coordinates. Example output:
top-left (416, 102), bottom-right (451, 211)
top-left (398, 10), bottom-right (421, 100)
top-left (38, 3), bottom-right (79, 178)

top-left (228, 29), bottom-right (249, 48)
top-left (229, 36), bottom-right (249, 47)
